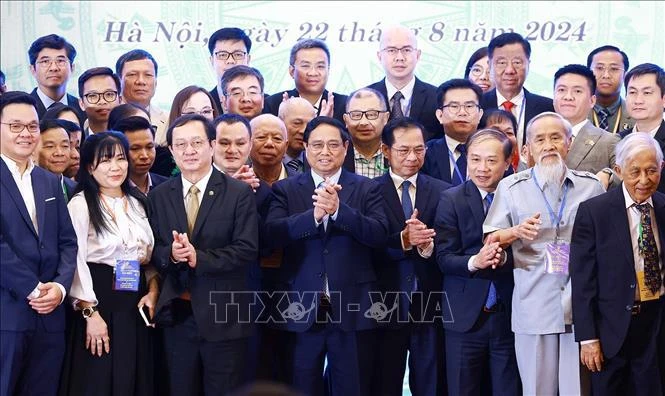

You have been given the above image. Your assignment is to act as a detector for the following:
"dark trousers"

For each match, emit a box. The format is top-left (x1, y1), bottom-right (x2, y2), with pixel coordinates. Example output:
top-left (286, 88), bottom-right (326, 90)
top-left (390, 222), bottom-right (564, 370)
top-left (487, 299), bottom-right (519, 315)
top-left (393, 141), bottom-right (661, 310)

top-left (1, 320), bottom-right (65, 396)
top-left (590, 299), bottom-right (663, 396)
top-left (445, 308), bottom-right (520, 396)
top-left (163, 302), bottom-right (248, 396)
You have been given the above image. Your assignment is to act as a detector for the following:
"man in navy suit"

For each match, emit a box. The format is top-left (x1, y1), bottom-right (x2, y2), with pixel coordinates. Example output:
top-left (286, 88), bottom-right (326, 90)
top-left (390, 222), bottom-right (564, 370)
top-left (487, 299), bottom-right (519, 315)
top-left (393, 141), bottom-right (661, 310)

top-left (0, 91), bottom-right (77, 396)
top-left (32, 118), bottom-right (77, 200)
top-left (367, 25), bottom-right (442, 141)
top-left (480, 32), bottom-right (554, 153)
top-left (265, 117), bottom-right (388, 396)
top-left (27, 34), bottom-right (85, 124)
top-left (571, 132), bottom-right (665, 395)
top-left (435, 128), bottom-right (521, 395)
top-left (421, 79), bottom-right (484, 185)
top-left (370, 117), bottom-right (450, 396)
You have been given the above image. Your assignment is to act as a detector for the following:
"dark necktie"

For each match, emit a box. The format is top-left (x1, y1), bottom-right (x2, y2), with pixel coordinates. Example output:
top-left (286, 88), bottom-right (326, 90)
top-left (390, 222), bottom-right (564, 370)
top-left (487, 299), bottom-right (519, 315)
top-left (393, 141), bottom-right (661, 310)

top-left (286, 158), bottom-right (303, 173)
top-left (47, 102), bottom-right (59, 110)
top-left (389, 91), bottom-right (405, 120)
top-left (597, 108), bottom-right (611, 131)
top-left (454, 143), bottom-right (467, 186)
top-left (401, 180), bottom-right (413, 219)
top-left (316, 181), bottom-right (330, 300)
top-left (484, 193), bottom-right (498, 309)
top-left (634, 204), bottom-right (662, 295)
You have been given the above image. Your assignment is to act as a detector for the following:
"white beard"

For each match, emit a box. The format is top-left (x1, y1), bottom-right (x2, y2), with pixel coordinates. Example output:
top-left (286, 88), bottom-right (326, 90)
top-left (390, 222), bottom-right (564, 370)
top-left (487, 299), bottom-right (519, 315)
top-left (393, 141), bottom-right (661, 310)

top-left (535, 153), bottom-right (567, 188)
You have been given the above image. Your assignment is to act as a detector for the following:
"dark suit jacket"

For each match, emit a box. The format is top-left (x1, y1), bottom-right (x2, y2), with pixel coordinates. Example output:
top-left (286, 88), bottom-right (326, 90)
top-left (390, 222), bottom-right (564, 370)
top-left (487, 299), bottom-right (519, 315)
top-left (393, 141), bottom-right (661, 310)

top-left (0, 159), bottom-right (77, 332)
top-left (62, 176), bottom-right (77, 201)
top-left (149, 168), bottom-right (259, 341)
top-left (30, 88), bottom-right (86, 125)
top-left (620, 120), bottom-right (665, 193)
top-left (480, 88), bottom-right (554, 145)
top-left (265, 170), bottom-right (388, 332)
top-left (367, 77), bottom-right (443, 140)
top-left (149, 172), bottom-right (168, 191)
top-left (264, 88), bottom-right (348, 123)
top-left (570, 186), bottom-right (665, 358)
top-left (435, 180), bottom-right (514, 332)
top-left (373, 172), bottom-right (450, 326)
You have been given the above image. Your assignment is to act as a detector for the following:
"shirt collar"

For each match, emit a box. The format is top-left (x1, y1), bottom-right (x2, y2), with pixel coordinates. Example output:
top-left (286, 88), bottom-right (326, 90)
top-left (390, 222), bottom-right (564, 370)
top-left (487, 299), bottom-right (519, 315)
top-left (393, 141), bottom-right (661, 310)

top-left (496, 88), bottom-right (525, 107)
top-left (389, 168), bottom-right (418, 190)
top-left (129, 173), bottom-right (154, 190)
top-left (571, 119), bottom-right (588, 138)
top-left (36, 88), bottom-right (67, 109)
top-left (283, 151), bottom-right (304, 165)
top-left (622, 182), bottom-right (654, 208)
top-left (1, 154), bottom-right (35, 177)
top-left (353, 146), bottom-right (382, 160)
top-left (593, 96), bottom-right (622, 115)
top-left (181, 166), bottom-right (213, 199)
top-left (385, 76), bottom-right (416, 104)
top-left (445, 135), bottom-right (466, 154)
top-left (633, 123), bottom-right (661, 137)
top-left (311, 167), bottom-right (342, 188)
top-left (474, 183), bottom-right (492, 200)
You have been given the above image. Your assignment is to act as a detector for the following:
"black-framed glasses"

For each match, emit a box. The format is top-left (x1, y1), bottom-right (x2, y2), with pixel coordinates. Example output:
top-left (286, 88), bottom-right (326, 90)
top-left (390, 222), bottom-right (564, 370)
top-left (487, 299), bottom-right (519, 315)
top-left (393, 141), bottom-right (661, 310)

top-left (214, 51), bottom-right (247, 61)
top-left (441, 102), bottom-right (480, 114)
top-left (1, 122), bottom-right (40, 134)
top-left (83, 91), bottom-right (118, 104)
top-left (346, 110), bottom-right (387, 121)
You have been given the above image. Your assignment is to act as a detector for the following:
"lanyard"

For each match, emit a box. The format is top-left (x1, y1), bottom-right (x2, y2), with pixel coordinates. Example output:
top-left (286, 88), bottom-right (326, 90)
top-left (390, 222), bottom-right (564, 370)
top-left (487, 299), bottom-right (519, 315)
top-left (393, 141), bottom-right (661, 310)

top-left (531, 169), bottom-right (569, 236)
top-left (447, 148), bottom-right (464, 183)
top-left (100, 194), bottom-right (132, 252)
top-left (592, 106), bottom-right (622, 133)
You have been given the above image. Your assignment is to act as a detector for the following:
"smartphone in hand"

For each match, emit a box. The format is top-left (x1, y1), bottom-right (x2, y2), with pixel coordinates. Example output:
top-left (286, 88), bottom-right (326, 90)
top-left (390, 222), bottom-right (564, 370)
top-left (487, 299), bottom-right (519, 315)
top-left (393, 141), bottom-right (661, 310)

top-left (138, 305), bottom-right (155, 328)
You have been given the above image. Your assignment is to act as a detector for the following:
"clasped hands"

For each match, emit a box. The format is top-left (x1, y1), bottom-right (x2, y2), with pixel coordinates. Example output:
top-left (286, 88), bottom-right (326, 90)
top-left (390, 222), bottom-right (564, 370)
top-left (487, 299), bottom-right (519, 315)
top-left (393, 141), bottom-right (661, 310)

top-left (474, 233), bottom-right (505, 270)
top-left (313, 177), bottom-right (342, 221)
top-left (401, 209), bottom-right (435, 250)
top-left (171, 230), bottom-right (197, 268)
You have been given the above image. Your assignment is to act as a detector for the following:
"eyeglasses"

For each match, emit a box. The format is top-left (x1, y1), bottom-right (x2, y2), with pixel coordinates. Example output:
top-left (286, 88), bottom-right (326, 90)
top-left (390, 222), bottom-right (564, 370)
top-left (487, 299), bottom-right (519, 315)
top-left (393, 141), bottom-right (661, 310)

top-left (1, 122), bottom-right (40, 134)
top-left (592, 65), bottom-right (624, 75)
top-left (441, 102), bottom-right (480, 114)
top-left (226, 89), bottom-right (262, 99)
top-left (493, 58), bottom-right (527, 71)
top-left (171, 138), bottom-right (208, 152)
top-left (308, 140), bottom-right (344, 153)
top-left (470, 65), bottom-right (488, 77)
top-left (391, 146), bottom-right (426, 157)
top-left (214, 51), bottom-right (247, 61)
top-left (182, 108), bottom-right (214, 117)
top-left (346, 110), bottom-right (387, 121)
top-left (381, 46), bottom-right (416, 57)
top-left (35, 57), bottom-right (69, 69)
top-left (83, 91), bottom-right (118, 104)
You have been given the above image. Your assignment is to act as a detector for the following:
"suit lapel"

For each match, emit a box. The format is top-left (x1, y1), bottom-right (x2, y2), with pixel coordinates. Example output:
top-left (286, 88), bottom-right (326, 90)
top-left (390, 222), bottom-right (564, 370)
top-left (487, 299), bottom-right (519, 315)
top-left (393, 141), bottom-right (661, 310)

top-left (379, 173), bottom-right (405, 223)
top-left (465, 181), bottom-right (486, 228)
top-left (192, 170), bottom-right (225, 239)
top-left (377, 79), bottom-right (390, 109)
top-left (653, 193), bottom-right (665, 264)
top-left (438, 142), bottom-right (453, 184)
top-left (609, 186), bottom-right (635, 266)
top-left (0, 161), bottom-right (38, 237)
top-left (409, 78), bottom-right (426, 120)
top-left (337, 170), bottom-right (356, 205)
top-left (567, 124), bottom-right (600, 169)
top-left (168, 177), bottom-right (189, 235)
top-left (32, 170), bottom-right (48, 240)
top-left (414, 173), bottom-right (432, 218)
top-left (30, 88), bottom-right (47, 116)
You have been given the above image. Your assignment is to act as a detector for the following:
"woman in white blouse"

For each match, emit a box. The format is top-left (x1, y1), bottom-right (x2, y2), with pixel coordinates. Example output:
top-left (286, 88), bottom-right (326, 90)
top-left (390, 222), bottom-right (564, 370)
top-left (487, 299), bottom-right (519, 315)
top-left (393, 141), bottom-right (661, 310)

top-left (58, 132), bottom-right (158, 396)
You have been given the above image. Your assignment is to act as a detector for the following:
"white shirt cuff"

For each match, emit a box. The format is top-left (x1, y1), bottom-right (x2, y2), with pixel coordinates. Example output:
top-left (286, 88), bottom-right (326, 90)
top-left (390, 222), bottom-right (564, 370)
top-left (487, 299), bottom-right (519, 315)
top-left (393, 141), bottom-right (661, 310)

top-left (580, 339), bottom-right (600, 345)
top-left (468, 255), bottom-right (479, 273)
top-left (54, 282), bottom-right (66, 304)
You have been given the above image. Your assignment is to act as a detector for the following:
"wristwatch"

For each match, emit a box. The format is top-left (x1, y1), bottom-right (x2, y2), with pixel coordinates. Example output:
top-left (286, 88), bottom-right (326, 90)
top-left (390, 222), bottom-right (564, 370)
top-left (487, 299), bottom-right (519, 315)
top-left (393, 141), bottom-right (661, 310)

top-left (82, 306), bottom-right (98, 319)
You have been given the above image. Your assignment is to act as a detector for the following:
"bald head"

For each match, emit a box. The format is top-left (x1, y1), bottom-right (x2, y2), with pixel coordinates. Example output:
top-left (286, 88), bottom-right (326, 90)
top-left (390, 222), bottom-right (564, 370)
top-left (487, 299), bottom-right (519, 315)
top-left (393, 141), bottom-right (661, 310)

top-left (279, 97), bottom-right (316, 158)
top-left (378, 25), bottom-right (421, 86)
top-left (379, 25), bottom-right (418, 49)
top-left (250, 114), bottom-right (288, 168)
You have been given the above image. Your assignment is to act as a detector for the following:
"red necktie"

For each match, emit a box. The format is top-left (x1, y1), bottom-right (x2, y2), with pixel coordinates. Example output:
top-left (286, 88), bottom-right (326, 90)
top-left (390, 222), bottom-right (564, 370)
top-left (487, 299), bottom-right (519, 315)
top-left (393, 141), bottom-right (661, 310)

top-left (502, 101), bottom-right (514, 113)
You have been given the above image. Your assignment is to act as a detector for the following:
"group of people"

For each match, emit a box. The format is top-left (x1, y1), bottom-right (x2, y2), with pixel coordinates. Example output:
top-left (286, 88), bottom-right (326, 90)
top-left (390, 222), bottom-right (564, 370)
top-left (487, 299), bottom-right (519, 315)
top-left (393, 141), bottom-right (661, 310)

top-left (1, 22), bottom-right (664, 396)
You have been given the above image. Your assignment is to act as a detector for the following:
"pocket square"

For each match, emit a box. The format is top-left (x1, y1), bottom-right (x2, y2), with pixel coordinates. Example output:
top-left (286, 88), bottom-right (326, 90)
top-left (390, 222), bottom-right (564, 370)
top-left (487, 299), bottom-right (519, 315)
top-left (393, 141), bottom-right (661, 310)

top-left (45, 197), bottom-right (56, 202)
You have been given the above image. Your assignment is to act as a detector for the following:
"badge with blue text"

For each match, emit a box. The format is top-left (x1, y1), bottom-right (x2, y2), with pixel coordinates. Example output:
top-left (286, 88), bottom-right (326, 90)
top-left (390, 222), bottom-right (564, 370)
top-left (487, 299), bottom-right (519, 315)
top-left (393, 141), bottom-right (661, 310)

top-left (545, 240), bottom-right (570, 275)
top-left (113, 259), bottom-right (140, 291)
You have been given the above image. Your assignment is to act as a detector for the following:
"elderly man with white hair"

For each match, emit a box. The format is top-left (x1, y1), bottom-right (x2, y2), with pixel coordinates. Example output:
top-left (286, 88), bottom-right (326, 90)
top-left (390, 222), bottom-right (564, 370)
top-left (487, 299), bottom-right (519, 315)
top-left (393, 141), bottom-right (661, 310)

top-left (571, 132), bottom-right (665, 395)
top-left (484, 111), bottom-right (605, 395)
top-left (279, 97), bottom-right (316, 173)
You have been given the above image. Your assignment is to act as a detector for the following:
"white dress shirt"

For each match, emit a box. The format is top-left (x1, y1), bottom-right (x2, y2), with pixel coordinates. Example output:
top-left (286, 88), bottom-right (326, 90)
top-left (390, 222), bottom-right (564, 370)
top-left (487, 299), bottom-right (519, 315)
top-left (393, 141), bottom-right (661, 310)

top-left (36, 87), bottom-right (68, 110)
top-left (385, 77), bottom-right (416, 116)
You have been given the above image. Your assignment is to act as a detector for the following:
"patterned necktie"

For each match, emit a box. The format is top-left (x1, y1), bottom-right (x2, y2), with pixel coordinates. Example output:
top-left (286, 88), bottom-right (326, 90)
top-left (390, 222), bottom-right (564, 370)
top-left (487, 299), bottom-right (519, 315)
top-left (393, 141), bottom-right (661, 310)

top-left (484, 193), bottom-right (498, 309)
top-left (454, 143), bottom-right (467, 186)
top-left (389, 91), bottom-right (405, 120)
top-left (501, 100), bottom-right (514, 113)
top-left (401, 180), bottom-right (413, 220)
top-left (634, 204), bottom-right (662, 294)
top-left (286, 158), bottom-right (303, 173)
top-left (186, 185), bottom-right (200, 235)
top-left (597, 108), bottom-right (611, 131)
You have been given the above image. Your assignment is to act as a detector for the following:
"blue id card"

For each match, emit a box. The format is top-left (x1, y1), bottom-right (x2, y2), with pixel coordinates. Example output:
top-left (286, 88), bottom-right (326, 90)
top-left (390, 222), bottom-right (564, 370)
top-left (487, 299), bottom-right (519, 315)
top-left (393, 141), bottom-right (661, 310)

top-left (113, 259), bottom-right (140, 291)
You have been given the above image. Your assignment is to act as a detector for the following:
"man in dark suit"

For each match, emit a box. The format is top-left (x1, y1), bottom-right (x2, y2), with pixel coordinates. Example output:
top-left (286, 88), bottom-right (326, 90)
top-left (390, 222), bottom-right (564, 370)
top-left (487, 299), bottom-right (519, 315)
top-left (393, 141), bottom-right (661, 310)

top-left (149, 114), bottom-right (258, 396)
top-left (436, 128), bottom-right (520, 395)
top-left (421, 79), bottom-right (483, 185)
top-left (265, 39), bottom-right (348, 123)
top-left (207, 27), bottom-right (253, 115)
top-left (27, 34), bottom-right (85, 124)
top-left (265, 117), bottom-right (388, 396)
top-left (480, 32), bottom-right (554, 152)
top-left (367, 25), bottom-right (442, 141)
top-left (370, 117), bottom-right (449, 396)
top-left (32, 118), bottom-right (77, 200)
top-left (0, 92), bottom-right (78, 396)
top-left (571, 132), bottom-right (665, 395)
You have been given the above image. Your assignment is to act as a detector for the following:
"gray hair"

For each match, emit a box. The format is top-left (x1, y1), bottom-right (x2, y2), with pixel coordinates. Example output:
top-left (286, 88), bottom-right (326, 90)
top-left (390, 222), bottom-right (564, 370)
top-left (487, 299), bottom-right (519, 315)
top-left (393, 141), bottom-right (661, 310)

top-left (615, 132), bottom-right (664, 169)
top-left (525, 111), bottom-right (572, 141)
top-left (278, 97), bottom-right (315, 120)
top-left (345, 88), bottom-right (388, 112)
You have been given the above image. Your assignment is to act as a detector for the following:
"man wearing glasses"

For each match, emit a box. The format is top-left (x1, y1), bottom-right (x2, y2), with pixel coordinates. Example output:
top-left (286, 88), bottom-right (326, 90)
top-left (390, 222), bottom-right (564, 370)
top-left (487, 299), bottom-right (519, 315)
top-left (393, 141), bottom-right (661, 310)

top-left (368, 25), bottom-right (442, 141)
top-left (342, 88), bottom-right (390, 178)
top-left (77, 67), bottom-right (121, 136)
top-left (220, 65), bottom-right (266, 121)
top-left (27, 34), bottom-right (85, 124)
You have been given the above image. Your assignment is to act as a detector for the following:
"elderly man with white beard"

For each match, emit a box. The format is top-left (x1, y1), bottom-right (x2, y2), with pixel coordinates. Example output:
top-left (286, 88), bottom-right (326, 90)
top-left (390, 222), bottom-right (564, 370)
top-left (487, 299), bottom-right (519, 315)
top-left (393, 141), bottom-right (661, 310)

top-left (483, 111), bottom-right (605, 395)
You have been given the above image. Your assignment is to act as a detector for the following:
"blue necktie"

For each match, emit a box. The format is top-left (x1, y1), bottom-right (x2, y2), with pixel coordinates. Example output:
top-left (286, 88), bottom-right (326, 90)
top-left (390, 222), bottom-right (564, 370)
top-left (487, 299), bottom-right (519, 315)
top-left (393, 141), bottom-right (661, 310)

top-left (597, 108), bottom-right (611, 131)
top-left (401, 180), bottom-right (413, 219)
top-left (454, 144), bottom-right (467, 186)
top-left (484, 193), bottom-right (497, 309)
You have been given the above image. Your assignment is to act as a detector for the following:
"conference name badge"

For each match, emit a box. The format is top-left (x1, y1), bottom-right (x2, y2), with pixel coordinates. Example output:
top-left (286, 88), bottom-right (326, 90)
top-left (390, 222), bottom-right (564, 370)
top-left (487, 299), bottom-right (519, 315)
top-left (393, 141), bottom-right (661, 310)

top-left (545, 240), bottom-right (570, 275)
top-left (636, 271), bottom-right (660, 301)
top-left (113, 259), bottom-right (140, 291)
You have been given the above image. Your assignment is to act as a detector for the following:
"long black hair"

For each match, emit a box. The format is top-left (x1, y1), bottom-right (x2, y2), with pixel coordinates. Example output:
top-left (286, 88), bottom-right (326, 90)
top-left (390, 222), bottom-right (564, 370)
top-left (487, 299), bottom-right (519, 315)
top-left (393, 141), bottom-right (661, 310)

top-left (73, 131), bottom-right (147, 235)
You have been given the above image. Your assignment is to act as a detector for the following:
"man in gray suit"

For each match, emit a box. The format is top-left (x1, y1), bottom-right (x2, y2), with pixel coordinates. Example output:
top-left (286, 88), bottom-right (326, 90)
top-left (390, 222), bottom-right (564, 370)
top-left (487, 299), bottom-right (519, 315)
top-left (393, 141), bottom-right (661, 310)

top-left (553, 64), bottom-right (620, 174)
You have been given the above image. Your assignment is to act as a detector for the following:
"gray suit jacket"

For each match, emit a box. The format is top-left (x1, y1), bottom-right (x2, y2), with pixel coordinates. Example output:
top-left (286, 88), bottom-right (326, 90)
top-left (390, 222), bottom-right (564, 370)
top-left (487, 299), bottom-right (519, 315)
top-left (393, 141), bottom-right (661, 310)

top-left (565, 121), bottom-right (620, 174)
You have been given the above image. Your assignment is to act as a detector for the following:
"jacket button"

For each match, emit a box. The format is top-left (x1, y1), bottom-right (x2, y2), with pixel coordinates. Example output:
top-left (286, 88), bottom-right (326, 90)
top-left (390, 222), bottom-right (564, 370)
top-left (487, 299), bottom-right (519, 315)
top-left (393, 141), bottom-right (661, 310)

top-left (625, 305), bottom-right (632, 311)
top-left (40, 244), bottom-right (45, 249)
top-left (630, 284), bottom-right (636, 289)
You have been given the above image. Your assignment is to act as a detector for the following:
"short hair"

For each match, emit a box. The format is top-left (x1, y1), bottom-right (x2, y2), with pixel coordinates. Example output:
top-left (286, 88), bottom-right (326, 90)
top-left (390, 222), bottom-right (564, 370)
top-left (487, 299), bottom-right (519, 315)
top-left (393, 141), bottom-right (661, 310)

top-left (78, 67), bottom-right (121, 99)
top-left (525, 111), bottom-right (572, 141)
top-left (167, 85), bottom-right (219, 128)
top-left (115, 49), bottom-right (158, 76)
top-left (466, 128), bottom-right (513, 161)
top-left (479, 109), bottom-right (518, 134)
top-left (381, 117), bottom-right (427, 147)
top-left (207, 27), bottom-right (252, 55)
top-left (278, 97), bottom-right (316, 120)
top-left (108, 103), bottom-right (150, 130)
top-left (213, 113), bottom-right (252, 138)
top-left (554, 64), bottom-right (597, 94)
top-left (345, 88), bottom-right (388, 112)
top-left (488, 32), bottom-right (531, 60)
top-left (112, 116), bottom-right (154, 137)
top-left (436, 78), bottom-right (483, 108)
top-left (615, 131), bottom-right (664, 170)
top-left (42, 103), bottom-right (79, 123)
top-left (586, 45), bottom-right (629, 70)
top-left (464, 47), bottom-right (489, 79)
top-left (38, 118), bottom-right (66, 135)
top-left (303, 116), bottom-right (350, 144)
top-left (54, 119), bottom-right (81, 134)
top-left (0, 69), bottom-right (6, 85)
top-left (220, 65), bottom-right (265, 96)
top-left (28, 34), bottom-right (77, 65)
top-left (289, 39), bottom-right (330, 66)
top-left (0, 91), bottom-right (37, 118)
top-left (166, 114), bottom-right (216, 146)
top-left (624, 63), bottom-right (665, 96)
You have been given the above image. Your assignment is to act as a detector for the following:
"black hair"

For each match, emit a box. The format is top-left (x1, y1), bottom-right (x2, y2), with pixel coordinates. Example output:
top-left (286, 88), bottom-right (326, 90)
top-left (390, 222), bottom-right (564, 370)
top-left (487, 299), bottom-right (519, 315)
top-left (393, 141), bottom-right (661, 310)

top-left (166, 114), bottom-right (216, 146)
top-left (554, 64), bottom-right (597, 94)
top-left (488, 32), bottom-right (531, 60)
top-left (464, 47), bottom-right (489, 79)
top-left (586, 45), bottom-right (629, 70)
top-left (289, 39), bottom-right (330, 66)
top-left (381, 117), bottom-right (427, 147)
top-left (220, 65), bottom-right (265, 95)
top-left (624, 63), bottom-right (665, 97)
top-left (108, 103), bottom-right (150, 130)
top-left (42, 103), bottom-right (81, 126)
top-left (303, 116), bottom-right (350, 143)
top-left (38, 118), bottom-right (67, 135)
top-left (54, 119), bottom-right (82, 135)
top-left (0, 91), bottom-right (37, 118)
top-left (436, 78), bottom-right (483, 108)
top-left (78, 67), bottom-right (121, 99)
top-left (207, 27), bottom-right (252, 55)
top-left (466, 128), bottom-right (513, 161)
top-left (115, 49), bottom-right (159, 76)
top-left (212, 113), bottom-right (252, 138)
top-left (28, 34), bottom-right (77, 65)
top-left (112, 116), bottom-right (154, 136)
top-left (479, 109), bottom-right (518, 134)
